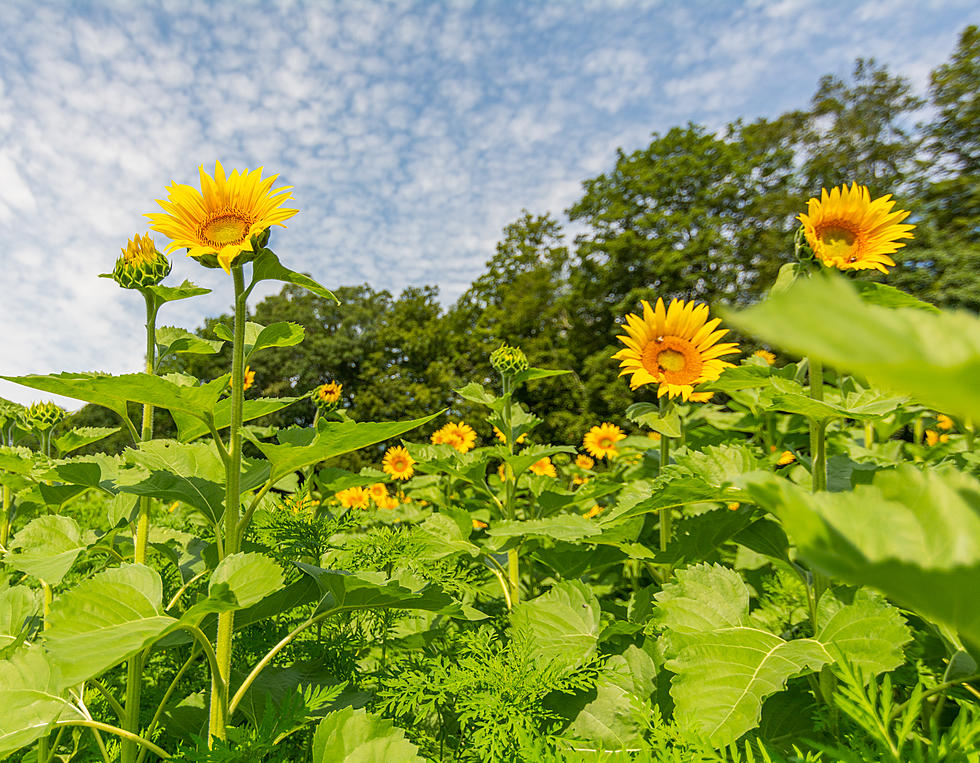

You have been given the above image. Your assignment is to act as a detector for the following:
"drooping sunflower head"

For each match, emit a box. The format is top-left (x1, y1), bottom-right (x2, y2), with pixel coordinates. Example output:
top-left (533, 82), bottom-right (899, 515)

top-left (382, 446), bottom-right (415, 480)
top-left (798, 183), bottom-right (914, 274)
top-left (106, 233), bottom-right (172, 290)
top-left (528, 456), bottom-right (557, 478)
top-left (753, 349), bottom-right (776, 366)
top-left (146, 161), bottom-right (298, 274)
top-left (613, 298), bottom-right (740, 401)
top-left (583, 423), bottom-right (625, 460)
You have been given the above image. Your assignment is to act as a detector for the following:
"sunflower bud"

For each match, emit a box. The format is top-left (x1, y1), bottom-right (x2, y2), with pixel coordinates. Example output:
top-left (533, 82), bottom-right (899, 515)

top-left (104, 233), bottom-right (172, 290)
top-left (313, 381), bottom-right (342, 412)
top-left (490, 344), bottom-right (528, 376)
top-left (24, 401), bottom-right (65, 432)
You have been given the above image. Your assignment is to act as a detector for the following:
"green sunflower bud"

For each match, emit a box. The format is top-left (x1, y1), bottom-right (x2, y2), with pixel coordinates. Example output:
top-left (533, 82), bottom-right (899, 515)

top-left (24, 401), bottom-right (65, 432)
top-left (490, 344), bottom-right (528, 376)
top-left (102, 233), bottom-right (172, 290)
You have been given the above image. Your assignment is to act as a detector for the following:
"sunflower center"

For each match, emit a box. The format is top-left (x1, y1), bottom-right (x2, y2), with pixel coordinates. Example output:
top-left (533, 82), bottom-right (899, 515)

top-left (817, 223), bottom-right (860, 262)
top-left (641, 336), bottom-right (703, 385)
top-left (599, 437), bottom-right (613, 448)
top-left (200, 211), bottom-right (252, 248)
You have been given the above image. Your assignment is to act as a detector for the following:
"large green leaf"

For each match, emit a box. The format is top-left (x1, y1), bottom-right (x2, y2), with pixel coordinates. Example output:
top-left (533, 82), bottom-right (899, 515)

top-left (311, 707), bottom-right (423, 763)
top-left (155, 326), bottom-right (223, 360)
top-left (253, 414), bottom-right (441, 482)
top-left (727, 273), bottom-right (980, 420)
top-left (487, 515), bottom-right (603, 543)
top-left (743, 465), bottom-right (980, 653)
top-left (0, 586), bottom-right (39, 649)
top-left (52, 427), bottom-right (120, 455)
top-left (295, 565), bottom-right (456, 617)
top-left (0, 649), bottom-right (83, 757)
top-left (654, 563), bottom-right (748, 647)
top-left (816, 589), bottom-right (911, 677)
top-left (208, 552), bottom-right (284, 609)
top-left (118, 440), bottom-right (227, 525)
top-left (172, 395), bottom-right (303, 442)
top-left (4, 515), bottom-right (87, 584)
top-left (668, 628), bottom-right (832, 747)
top-left (44, 564), bottom-right (177, 687)
top-left (146, 280), bottom-right (210, 306)
top-left (510, 580), bottom-right (600, 669)
top-left (248, 249), bottom-right (338, 303)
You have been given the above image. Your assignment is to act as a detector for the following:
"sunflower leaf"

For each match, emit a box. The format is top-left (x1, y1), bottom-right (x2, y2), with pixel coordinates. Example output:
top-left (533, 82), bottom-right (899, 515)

top-left (248, 249), bottom-right (339, 304)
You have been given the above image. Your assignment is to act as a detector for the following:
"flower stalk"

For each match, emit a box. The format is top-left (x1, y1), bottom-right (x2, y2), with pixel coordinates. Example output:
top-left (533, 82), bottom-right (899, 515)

top-left (808, 357), bottom-right (827, 492)
top-left (659, 395), bottom-right (673, 552)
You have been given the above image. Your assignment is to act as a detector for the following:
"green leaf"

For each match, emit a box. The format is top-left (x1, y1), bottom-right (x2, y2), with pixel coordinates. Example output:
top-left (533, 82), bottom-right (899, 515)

top-left (295, 565), bottom-right (456, 617)
top-left (4, 516), bottom-right (87, 584)
top-left (732, 518), bottom-right (791, 564)
top-left (0, 649), bottom-right (83, 757)
top-left (602, 477), bottom-right (733, 524)
top-left (0, 586), bottom-right (39, 649)
top-left (172, 395), bottom-right (303, 442)
top-left (311, 707), bottom-right (424, 763)
top-left (208, 552), bottom-right (284, 609)
top-left (654, 563), bottom-right (748, 650)
top-left (727, 272), bottom-right (980, 421)
top-left (246, 321), bottom-right (305, 361)
top-left (52, 426), bottom-right (120, 455)
top-left (118, 440), bottom-right (227, 525)
top-left (510, 580), bottom-right (600, 668)
top-left (652, 507), bottom-right (758, 566)
top-left (743, 465), bottom-right (980, 653)
top-left (156, 326), bottom-right (223, 358)
top-left (248, 249), bottom-right (338, 303)
top-left (625, 403), bottom-right (682, 437)
top-left (252, 414), bottom-right (441, 483)
top-left (668, 629), bottom-right (832, 747)
top-left (487, 515), bottom-right (603, 543)
top-left (145, 280), bottom-right (210, 306)
top-left (700, 365), bottom-right (774, 392)
top-left (816, 589), bottom-right (911, 677)
top-left (45, 564), bottom-right (177, 686)
top-left (453, 382), bottom-right (497, 406)
top-left (511, 367), bottom-right (571, 384)
top-left (417, 513), bottom-right (480, 559)
top-left (852, 280), bottom-right (939, 312)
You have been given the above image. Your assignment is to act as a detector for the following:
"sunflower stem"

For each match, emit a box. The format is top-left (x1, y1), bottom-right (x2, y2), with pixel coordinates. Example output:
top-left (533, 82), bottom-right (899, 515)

top-left (659, 395), bottom-right (673, 552)
top-left (500, 372), bottom-right (520, 607)
top-left (208, 264), bottom-right (247, 742)
top-left (1, 483), bottom-right (10, 548)
top-left (808, 357), bottom-right (827, 493)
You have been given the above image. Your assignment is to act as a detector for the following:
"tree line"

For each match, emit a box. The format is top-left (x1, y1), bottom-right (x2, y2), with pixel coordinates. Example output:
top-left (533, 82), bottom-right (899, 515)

top-left (75, 26), bottom-right (980, 455)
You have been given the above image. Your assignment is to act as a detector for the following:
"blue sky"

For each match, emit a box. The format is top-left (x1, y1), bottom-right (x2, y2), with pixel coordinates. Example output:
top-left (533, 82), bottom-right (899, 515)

top-left (1, 0), bottom-right (976, 407)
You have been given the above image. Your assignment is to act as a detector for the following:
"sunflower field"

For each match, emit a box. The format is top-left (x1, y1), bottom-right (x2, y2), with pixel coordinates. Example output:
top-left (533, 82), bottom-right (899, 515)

top-left (2, 146), bottom-right (980, 763)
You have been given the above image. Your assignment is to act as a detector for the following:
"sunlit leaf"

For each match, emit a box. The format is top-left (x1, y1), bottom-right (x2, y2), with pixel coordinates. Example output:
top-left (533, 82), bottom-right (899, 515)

top-left (311, 707), bottom-right (423, 763)
top-left (4, 515), bottom-right (87, 584)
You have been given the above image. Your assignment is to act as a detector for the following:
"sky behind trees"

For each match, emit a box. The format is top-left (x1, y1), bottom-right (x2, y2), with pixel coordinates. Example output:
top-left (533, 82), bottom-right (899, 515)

top-left (1, 0), bottom-right (977, 406)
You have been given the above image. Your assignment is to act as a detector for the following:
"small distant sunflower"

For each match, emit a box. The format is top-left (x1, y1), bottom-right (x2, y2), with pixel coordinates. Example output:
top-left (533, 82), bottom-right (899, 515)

top-left (242, 366), bottom-right (255, 392)
top-left (315, 381), bottom-right (342, 404)
top-left (753, 350), bottom-right (776, 365)
top-left (584, 505), bottom-right (604, 519)
top-left (925, 430), bottom-right (949, 446)
top-left (147, 161), bottom-right (298, 274)
top-left (472, 518), bottom-right (488, 530)
top-left (937, 414), bottom-right (954, 432)
top-left (528, 457), bottom-right (557, 478)
top-left (431, 421), bottom-right (477, 453)
top-left (382, 446), bottom-right (415, 480)
top-left (377, 493), bottom-right (400, 510)
top-left (798, 183), bottom-right (914, 274)
top-left (575, 454), bottom-right (595, 471)
top-left (583, 423), bottom-right (625, 460)
top-left (368, 483), bottom-right (389, 505)
top-left (613, 298), bottom-right (739, 401)
top-left (336, 486), bottom-right (370, 510)
top-left (493, 425), bottom-right (527, 446)
top-left (776, 450), bottom-right (796, 466)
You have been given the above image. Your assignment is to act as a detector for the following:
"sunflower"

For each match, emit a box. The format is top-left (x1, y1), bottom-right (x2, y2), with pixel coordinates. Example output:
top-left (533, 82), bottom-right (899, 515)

top-left (336, 486), bottom-right (370, 510)
top-left (575, 454), bottom-right (595, 471)
top-left (431, 421), bottom-right (477, 453)
top-left (584, 505), bottom-right (604, 519)
top-left (753, 350), bottom-right (776, 365)
top-left (316, 381), bottom-right (342, 403)
top-left (147, 161), bottom-right (298, 274)
top-left (528, 457), bottom-right (557, 477)
top-left (242, 366), bottom-right (255, 392)
top-left (382, 446), bottom-right (415, 480)
top-left (472, 518), bottom-right (488, 530)
top-left (583, 423), bottom-right (625, 460)
top-left (688, 390), bottom-right (714, 403)
top-left (368, 483), bottom-right (389, 505)
top-left (937, 414), bottom-right (954, 431)
top-left (377, 493), bottom-right (400, 510)
top-left (776, 450), bottom-right (796, 466)
top-left (798, 183), bottom-right (914, 274)
top-left (925, 430), bottom-right (949, 446)
top-left (493, 425), bottom-right (527, 446)
top-left (613, 298), bottom-right (739, 401)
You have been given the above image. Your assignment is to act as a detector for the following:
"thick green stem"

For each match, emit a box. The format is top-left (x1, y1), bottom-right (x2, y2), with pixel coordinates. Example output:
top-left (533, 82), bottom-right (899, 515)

top-left (208, 264), bottom-right (248, 742)
top-left (123, 294), bottom-right (158, 763)
top-left (1, 483), bottom-right (10, 547)
top-left (659, 396), bottom-right (673, 552)
top-left (808, 357), bottom-right (827, 493)
top-left (500, 373), bottom-right (521, 605)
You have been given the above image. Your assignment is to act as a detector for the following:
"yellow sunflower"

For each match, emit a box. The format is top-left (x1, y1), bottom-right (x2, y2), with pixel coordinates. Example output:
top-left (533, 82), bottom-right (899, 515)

top-left (528, 457), bottom-right (557, 477)
top-left (575, 454), bottom-right (595, 471)
top-left (584, 505), bottom-right (604, 519)
top-left (382, 446), bottom-right (415, 480)
top-left (147, 161), bottom-right (298, 274)
top-left (472, 518), bottom-right (488, 530)
top-left (431, 421), bottom-right (477, 453)
top-left (316, 381), bottom-right (342, 404)
top-left (242, 365), bottom-right (255, 392)
top-left (776, 450), bottom-right (796, 466)
top-left (613, 298), bottom-right (739, 400)
top-left (937, 414), bottom-right (954, 431)
top-left (368, 483), bottom-right (389, 505)
top-left (925, 430), bottom-right (949, 446)
top-left (336, 486), bottom-right (370, 510)
top-left (798, 183), bottom-right (914, 274)
top-left (753, 349), bottom-right (776, 365)
top-left (583, 423), bottom-right (625, 460)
